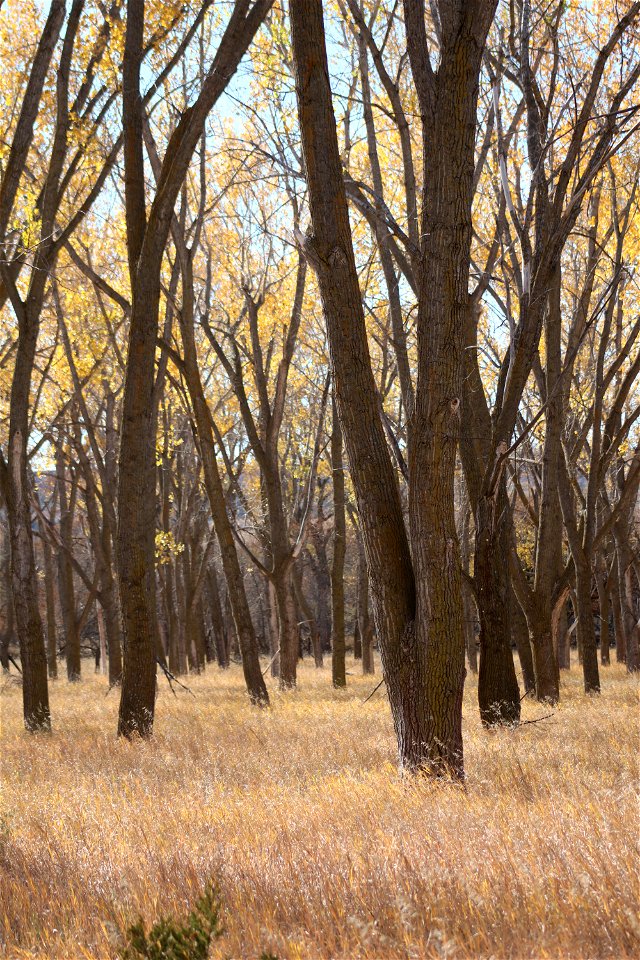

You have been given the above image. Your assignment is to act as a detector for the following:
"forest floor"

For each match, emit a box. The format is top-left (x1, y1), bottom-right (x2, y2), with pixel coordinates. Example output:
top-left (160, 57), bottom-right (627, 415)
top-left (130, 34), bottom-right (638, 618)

top-left (0, 656), bottom-right (638, 959)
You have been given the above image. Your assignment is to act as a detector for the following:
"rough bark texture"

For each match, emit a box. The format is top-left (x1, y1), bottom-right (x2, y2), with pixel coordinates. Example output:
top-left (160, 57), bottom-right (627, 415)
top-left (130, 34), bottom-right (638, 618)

top-left (291, 0), bottom-right (497, 776)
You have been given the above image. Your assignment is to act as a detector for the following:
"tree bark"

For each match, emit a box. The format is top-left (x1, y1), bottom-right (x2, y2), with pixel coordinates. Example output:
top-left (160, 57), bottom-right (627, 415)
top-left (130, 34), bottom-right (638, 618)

top-left (117, 0), bottom-right (273, 736)
top-left (291, 0), bottom-right (497, 776)
top-left (330, 398), bottom-right (346, 688)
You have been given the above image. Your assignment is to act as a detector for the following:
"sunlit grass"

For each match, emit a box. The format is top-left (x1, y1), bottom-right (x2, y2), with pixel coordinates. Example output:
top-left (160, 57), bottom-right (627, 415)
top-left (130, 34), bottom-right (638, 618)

top-left (1, 656), bottom-right (638, 958)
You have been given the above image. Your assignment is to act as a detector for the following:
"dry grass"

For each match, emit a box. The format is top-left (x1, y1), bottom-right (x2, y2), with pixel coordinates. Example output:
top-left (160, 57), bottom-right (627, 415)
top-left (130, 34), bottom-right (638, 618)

top-left (1, 656), bottom-right (638, 959)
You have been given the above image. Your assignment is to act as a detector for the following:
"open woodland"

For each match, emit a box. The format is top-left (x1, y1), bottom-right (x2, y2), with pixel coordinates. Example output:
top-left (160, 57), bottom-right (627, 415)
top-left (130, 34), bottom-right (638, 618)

top-left (0, 0), bottom-right (639, 957)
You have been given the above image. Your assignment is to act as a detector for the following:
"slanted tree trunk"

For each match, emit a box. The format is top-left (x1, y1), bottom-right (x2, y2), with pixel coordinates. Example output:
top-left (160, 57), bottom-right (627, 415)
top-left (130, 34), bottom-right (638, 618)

top-left (291, 0), bottom-right (497, 775)
top-left (177, 257), bottom-right (268, 702)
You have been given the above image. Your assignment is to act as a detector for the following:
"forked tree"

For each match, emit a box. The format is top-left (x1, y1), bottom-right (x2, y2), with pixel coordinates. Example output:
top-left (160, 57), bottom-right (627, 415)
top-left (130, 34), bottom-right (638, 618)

top-left (290, 0), bottom-right (499, 777)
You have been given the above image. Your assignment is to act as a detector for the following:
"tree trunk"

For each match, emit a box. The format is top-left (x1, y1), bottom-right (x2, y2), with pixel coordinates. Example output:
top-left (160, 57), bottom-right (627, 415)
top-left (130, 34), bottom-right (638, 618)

top-left (39, 521), bottom-right (58, 679)
top-left (207, 568), bottom-right (230, 669)
top-left (330, 399), bottom-right (346, 688)
top-left (56, 447), bottom-right (81, 681)
top-left (511, 590), bottom-right (535, 692)
top-left (556, 599), bottom-right (571, 670)
top-left (117, 0), bottom-right (274, 737)
top-left (4, 308), bottom-right (51, 730)
top-left (596, 563), bottom-right (610, 666)
top-left (0, 507), bottom-right (14, 675)
top-left (353, 617), bottom-right (362, 661)
top-left (459, 505), bottom-right (477, 675)
top-left (575, 555), bottom-right (600, 693)
top-left (178, 265), bottom-right (268, 702)
top-left (528, 610), bottom-right (561, 704)
top-left (610, 555), bottom-right (627, 663)
top-left (617, 535), bottom-right (640, 673)
top-left (290, 0), bottom-right (497, 776)
top-left (273, 568), bottom-right (298, 688)
top-left (293, 562), bottom-right (323, 668)
top-left (474, 480), bottom-right (520, 724)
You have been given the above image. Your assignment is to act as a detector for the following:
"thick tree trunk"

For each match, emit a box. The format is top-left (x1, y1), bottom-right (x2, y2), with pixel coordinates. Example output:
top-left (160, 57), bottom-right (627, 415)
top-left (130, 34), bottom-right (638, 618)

top-left (353, 617), bottom-right (362, 661)
top-left (527, 609), bottom-right (561, 704)
top-left (460, 315), bottom-right (520, 720)
top-left (5, 311), bottom-right (50, 730)
top-left (291, 0), bottom-right (496, 776)
top-left (117, 0), bottom-right (274, 737)
top-left (273, 567), bottom-right (298, 688)
top-left (474, 480), bottom-right (520, 724)
top-left (330, 400), bottom-right (346, 688)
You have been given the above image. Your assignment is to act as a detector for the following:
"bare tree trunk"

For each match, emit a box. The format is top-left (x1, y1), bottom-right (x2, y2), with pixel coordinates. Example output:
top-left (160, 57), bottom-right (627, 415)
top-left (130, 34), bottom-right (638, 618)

top-left (575, 555), bottom-right (600, 693)
top-left (511, 590), bottom-right (535, 692)
top-left (330, 398), bottom-right (346, 688)
top-left (117, 0), bottom-right (273, 737)
top-left (38, 519), bottom-right (58, 679)
top-left (293, 562), bottom-right (323, 668)
top-left (460, 503), bottom-right (477, 675)
top-left (3, 312), bottom-right (51, 730)
top-left (290, 0), bottom-right (497, 776)
top-left (0, 505), bottom-right (13, 675)
top-left (56, 446), bottom-right (81, 681)
top-left (610, 555), bottom-right (627, 663)
top-left (474, 479), bottom-right (520, 724)
top-left (207, 568), bottom-right (229, 670)
top-left (596, 559), bottom-right (610, 666)
top-left (556, 599), bottom-right (571, 671)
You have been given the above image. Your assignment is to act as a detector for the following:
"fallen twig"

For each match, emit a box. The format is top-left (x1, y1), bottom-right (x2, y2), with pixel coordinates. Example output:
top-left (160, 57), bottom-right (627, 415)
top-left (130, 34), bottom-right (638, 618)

top-left (517, 712), bottom-right (554, 727)
top-left (362, 677), bottom-right (385, 704)
top-left (157, 659), bottom-right (196, 698)
top-left (262, 649), bottom-right (280, 677)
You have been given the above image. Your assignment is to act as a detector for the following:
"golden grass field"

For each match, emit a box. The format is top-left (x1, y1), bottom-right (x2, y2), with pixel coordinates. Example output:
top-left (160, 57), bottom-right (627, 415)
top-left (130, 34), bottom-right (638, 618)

top-left (1, 656), bottom-right (638, 959)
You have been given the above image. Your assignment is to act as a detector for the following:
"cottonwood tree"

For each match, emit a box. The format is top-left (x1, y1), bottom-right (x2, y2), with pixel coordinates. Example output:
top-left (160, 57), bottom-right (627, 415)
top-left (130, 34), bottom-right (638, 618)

top-left (117, 0), bottom-right (273, 737)
top-left (290, 0), bottom-right (499, 776)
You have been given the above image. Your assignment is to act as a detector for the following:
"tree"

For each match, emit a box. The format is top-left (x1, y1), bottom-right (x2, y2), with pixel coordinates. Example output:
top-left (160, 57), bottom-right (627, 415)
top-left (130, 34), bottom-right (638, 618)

top-left (290, 0), bottom-right (498, 777)
top-left (117, 0), bottom-right (273, 737)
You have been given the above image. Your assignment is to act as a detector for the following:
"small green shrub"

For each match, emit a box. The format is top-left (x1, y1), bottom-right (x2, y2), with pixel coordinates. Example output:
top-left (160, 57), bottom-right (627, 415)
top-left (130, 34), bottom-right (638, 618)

top-left (120, 884), bottom-right (222, 960)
